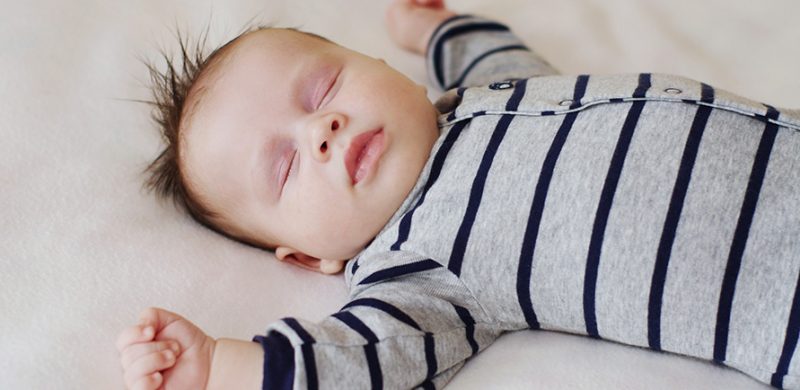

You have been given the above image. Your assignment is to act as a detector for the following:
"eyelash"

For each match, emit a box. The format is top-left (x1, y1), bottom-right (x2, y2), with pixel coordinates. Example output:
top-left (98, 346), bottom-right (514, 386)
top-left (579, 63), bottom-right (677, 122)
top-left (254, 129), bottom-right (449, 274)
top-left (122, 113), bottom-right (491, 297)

top-left (315, 73), bottom-right (337, 110)
top-left (280, 150), bottom-right (297, 194)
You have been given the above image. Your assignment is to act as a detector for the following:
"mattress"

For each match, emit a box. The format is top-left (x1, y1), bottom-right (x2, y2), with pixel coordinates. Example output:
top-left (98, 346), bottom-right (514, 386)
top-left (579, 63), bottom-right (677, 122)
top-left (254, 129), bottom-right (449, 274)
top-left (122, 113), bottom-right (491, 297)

top-left (2, 0), bottom-right (797, 388)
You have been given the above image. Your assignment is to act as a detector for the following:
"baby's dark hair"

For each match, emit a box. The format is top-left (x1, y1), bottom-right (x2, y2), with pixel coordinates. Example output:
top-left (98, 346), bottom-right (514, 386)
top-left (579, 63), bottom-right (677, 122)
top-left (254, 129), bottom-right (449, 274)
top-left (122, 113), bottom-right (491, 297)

top-left (142, 25), bottom-right (331, 248)
top-left (143, 27), bottom-right (238, 241)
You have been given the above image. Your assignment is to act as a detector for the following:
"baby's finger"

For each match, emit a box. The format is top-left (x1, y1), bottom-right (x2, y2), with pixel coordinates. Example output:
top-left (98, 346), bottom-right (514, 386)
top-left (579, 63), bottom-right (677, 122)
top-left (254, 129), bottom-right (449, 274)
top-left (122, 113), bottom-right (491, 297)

top-left (116, 324), bottom-right (155, 352)
top-left (138, 307), bottom-right (184, 333)
top-left (121, 340), bottom-right (181, 368)
top-left (124, 350), bottom-right (176, 388)
top-left (414, 0), bottom-right (445, 8)
top-left (130, 372), bottom-right (162, 390)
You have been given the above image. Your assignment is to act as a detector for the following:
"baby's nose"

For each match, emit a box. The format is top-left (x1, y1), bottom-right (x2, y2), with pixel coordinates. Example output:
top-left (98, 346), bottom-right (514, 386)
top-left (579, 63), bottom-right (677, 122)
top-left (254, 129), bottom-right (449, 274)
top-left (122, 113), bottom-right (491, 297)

top-left (310, 113), bottom-right (346, 162)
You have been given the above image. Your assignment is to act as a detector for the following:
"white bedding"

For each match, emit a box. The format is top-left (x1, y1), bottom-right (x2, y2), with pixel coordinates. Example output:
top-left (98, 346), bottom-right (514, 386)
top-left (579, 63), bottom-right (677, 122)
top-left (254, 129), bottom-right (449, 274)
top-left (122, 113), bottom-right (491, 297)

top-left (2, 0), bottom-right (798, 388)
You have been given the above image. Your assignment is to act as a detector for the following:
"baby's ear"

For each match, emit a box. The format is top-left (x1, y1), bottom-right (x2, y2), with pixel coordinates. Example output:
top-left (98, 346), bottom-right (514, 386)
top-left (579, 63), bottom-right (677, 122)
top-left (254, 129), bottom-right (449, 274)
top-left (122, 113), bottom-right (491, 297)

top-left (275, 247), bottom-right (345, 274)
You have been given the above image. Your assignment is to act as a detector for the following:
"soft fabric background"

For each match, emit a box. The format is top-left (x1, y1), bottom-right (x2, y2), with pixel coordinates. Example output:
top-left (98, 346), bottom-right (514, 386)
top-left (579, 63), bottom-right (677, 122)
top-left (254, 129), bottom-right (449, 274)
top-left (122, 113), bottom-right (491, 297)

top-left (1, 0), bottom-right (798, 388)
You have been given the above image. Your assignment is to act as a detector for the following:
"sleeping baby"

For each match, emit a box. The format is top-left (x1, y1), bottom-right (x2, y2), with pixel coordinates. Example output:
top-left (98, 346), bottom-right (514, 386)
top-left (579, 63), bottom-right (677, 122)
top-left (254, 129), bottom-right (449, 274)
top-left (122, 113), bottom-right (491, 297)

top-left (116, 0), bottom-right (800, 388)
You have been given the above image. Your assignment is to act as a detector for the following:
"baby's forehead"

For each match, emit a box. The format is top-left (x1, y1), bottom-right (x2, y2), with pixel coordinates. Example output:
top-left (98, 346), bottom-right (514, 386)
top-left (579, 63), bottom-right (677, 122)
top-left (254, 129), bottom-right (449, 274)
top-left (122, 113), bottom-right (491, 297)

top-left (234, 27), bottom-right (333, 56)
top-left (198, 28), bottom-right (333, 94)
top-left (182, 28), bottom-right (327, 124)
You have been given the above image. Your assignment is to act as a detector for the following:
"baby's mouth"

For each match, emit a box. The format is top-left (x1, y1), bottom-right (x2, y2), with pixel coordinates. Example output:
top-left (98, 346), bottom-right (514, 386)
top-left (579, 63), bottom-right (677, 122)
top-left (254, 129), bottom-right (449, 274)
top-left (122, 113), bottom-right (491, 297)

top-left (345, 128), bottom-right (385, 185)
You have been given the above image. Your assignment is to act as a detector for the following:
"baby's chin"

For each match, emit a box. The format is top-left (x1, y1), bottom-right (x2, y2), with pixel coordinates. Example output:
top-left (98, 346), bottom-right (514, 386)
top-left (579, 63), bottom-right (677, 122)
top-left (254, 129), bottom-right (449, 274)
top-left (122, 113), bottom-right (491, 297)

top-left (319, 259), bottom-right (347, 274)
top-left (328, 242), bottom-right (369, 262)
top-left (335, 231), bottom-right (383, 261)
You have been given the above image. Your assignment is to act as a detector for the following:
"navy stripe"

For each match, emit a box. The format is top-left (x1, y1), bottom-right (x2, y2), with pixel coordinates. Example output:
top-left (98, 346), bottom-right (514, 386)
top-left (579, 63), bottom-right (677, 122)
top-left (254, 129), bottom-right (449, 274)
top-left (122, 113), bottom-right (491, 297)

top-left (424, 332), bottom-right (438, 380)
top-left (331, 311), bottom-right (379, 342)
top-left (569, 74), bottom-right (589, 109)
top-left (425, 14), bottom-right (471, 55)
top-left (421, 381), bottom-right (436, 390)
top-left (363, 344), bottom-right (382, 390)
top-left (714, 106), bottom-right (780, 362)
top-left (299, 345), bottom-right (317, 390)
top-left (518, 75), bottom-right (589, 330)
top-left (453, 304), bottom-right (479, 355)
top-left (343, 298), bottom-right (422, 330)
top-left (648, 83), bottom-right (714, 350)
top-left (633, 73), bottom-right (651, 98)
top-left (284, 318), bottom-right (315, 343)
top-left (332, 312), bottom-right (382, 389)
top-left (448, 79), bottom-right (528, 276)
top-left (699, 83), bottom-right (714, 104)
top-left (432, 22), bottom-right (510, 87)
top-left (253, 332), bottom-right (295, 390)
top-left (359, 259), bottom-right (441, 285)
top-left (392, 121), bottom-right (469, 251)
top-left (283, 318), bottom-right (318, 390)
top-left (445, 44), bottom-right (529, 90)
top-left (584, 73), bottom-right (650, 338)
top-left (771, 266), bottom-right (800, 388)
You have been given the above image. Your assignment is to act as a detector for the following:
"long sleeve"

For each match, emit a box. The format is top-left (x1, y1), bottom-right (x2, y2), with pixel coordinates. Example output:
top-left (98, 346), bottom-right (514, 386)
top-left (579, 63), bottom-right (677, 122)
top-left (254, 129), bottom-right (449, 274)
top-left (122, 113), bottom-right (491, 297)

top-left (253, 255), bottom-right (503, 390)
top-left (425, 15), bottom-right (558, 91)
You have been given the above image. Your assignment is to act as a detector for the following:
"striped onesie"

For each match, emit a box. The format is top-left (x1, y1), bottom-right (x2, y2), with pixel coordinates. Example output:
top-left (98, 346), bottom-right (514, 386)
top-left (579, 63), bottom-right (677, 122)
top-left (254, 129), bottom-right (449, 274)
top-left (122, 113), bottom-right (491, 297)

top-left (253, 15), bottom-right (800, 389)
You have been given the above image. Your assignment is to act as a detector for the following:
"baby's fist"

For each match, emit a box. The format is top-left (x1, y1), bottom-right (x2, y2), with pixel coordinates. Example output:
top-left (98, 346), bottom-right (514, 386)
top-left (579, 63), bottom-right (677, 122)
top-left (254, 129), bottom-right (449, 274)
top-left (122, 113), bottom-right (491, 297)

top-left (117, 336), bottom-right (179, 389)
top-left (116, 307), bottom-right (216, 390)
top-left (386, 0), bottom-right (456, 54)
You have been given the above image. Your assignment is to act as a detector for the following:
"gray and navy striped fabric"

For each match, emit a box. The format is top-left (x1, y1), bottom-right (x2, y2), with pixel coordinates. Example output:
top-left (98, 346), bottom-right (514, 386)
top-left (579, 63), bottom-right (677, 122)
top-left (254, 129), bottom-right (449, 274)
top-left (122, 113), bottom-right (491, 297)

top-left (254, 15), bottom-right (800, 389)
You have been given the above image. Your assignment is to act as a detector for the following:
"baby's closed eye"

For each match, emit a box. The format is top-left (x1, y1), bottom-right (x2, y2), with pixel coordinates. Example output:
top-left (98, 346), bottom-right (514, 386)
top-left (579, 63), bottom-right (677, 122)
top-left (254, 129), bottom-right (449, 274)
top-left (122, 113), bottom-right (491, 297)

top-left (313, 66), bottom-right (341, 111)
top-left (279, 148), bottom-right (297, 194)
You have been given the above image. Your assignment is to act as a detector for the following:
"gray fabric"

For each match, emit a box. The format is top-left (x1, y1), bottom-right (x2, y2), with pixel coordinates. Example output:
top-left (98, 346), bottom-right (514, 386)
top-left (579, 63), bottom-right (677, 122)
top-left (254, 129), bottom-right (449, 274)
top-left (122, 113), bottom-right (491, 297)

top-left (257, 15), bottom-right (800, 389)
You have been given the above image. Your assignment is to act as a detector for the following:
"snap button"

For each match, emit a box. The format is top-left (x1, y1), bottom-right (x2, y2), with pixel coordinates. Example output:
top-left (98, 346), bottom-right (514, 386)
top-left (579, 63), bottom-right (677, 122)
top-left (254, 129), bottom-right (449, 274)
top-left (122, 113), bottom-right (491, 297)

top-left (664, 88), bottom-right (682, 94)
top-left (559, 99), bottom-right (574, 106)
top-left (489, 82), bottom-right (513, 90)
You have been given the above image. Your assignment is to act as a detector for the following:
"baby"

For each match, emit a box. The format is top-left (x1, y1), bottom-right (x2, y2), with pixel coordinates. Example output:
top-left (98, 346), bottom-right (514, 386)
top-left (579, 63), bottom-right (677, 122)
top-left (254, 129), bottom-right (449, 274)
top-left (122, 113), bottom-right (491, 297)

top-left (117, 0), bottom-right (800, 389)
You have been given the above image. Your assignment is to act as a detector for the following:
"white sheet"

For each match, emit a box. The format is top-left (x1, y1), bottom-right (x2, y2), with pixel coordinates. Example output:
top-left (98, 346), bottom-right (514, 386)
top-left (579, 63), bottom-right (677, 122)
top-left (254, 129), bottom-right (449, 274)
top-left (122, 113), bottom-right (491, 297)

top-left (2, 0), bottom-right (797, 388)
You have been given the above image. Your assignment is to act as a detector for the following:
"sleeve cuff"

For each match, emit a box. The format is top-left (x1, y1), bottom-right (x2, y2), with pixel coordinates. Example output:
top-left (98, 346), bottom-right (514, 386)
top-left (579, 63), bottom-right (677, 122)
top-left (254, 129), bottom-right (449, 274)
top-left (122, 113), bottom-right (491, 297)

top-left (425, 15), bottom-right (514, 90)
top-left (253, 332), bottom-right (295, 390)
top-left (424, 14), bottom-right (473, 58)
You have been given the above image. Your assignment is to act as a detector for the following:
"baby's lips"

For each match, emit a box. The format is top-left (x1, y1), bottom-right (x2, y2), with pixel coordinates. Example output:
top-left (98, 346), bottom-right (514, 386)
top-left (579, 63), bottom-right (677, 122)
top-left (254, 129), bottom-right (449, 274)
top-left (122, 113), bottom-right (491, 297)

top-left (353, 131), bottom-right (385, 184)
top-left (345, 128), bottom-right (384, 185)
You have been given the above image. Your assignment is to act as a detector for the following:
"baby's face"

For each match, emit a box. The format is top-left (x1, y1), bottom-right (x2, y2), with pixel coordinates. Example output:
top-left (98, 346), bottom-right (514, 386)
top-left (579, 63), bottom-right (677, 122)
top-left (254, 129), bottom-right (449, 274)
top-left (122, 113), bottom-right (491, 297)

top-left (181, 29), bottom-right (439, 268)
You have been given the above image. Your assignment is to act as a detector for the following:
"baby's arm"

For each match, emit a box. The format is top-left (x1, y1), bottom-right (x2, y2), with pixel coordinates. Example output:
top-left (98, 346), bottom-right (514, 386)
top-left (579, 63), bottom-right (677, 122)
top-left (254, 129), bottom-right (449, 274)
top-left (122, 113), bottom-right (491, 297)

top-left (387, 0), bottom-right (559, 90)
top-left (117, 264), bottom-right (498, 389)
top-left (205, 338), bottom-right (263, 389)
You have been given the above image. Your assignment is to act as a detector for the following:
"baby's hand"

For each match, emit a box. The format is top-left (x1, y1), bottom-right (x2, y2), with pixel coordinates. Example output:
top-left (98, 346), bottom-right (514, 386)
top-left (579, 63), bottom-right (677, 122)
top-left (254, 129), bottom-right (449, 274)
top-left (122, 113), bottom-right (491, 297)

top-left (386, 0), bottom-right (456, 55)
top-left (116, 307), bottom-right (216, 390)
